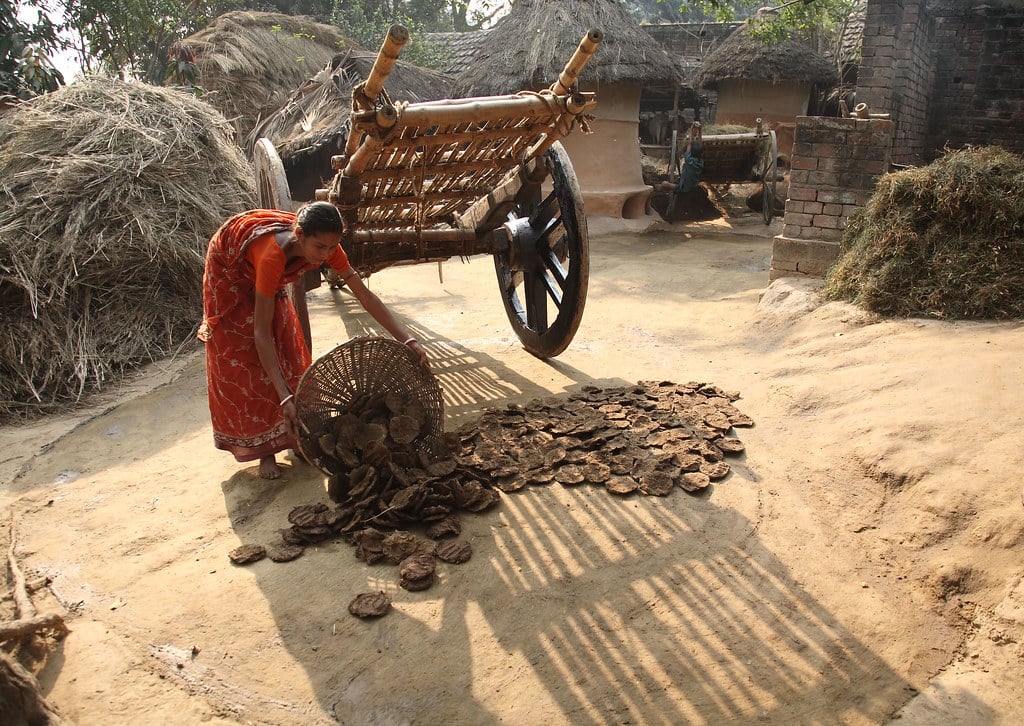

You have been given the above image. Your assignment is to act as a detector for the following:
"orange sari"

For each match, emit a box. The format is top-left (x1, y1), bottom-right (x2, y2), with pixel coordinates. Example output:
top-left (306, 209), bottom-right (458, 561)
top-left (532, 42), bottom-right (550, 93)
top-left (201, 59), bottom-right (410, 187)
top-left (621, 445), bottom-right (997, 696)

top-left (198, 210), bottom-right (314, 462)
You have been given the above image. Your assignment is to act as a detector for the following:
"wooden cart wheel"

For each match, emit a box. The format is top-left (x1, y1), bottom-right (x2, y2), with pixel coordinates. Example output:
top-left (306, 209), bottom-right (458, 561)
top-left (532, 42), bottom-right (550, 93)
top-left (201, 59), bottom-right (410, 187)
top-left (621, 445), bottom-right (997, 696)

top-left (494, 142), bottom-right (589, 359)
top-left (760, 130), bottom-right (778, 224)
top-left (254, 137), bottom-right (295, 212)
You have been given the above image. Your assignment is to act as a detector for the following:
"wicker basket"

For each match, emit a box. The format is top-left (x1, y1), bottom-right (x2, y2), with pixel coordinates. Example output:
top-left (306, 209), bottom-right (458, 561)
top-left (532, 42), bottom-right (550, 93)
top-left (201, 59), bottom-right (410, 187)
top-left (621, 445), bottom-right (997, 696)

top-left (294, 336), bottom-right (445, 475)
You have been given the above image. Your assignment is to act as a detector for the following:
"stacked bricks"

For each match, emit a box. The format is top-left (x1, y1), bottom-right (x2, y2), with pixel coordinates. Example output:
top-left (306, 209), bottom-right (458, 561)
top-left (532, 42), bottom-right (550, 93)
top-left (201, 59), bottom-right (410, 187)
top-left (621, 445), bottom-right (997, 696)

top-left (857, 0), bottom-right (1024, 163)
top-left (926, 1), bottom-right (1024, 157)
top-left (769, 116), bottom-right (893, 281)
top-left (856, 0), bottom-right (932, 166)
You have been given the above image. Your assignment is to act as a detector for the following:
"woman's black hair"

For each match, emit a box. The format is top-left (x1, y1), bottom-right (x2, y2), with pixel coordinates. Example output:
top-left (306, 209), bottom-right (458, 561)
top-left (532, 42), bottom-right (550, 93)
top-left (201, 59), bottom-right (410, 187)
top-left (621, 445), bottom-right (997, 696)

top-left (296, 201), bottom-right (343, 236)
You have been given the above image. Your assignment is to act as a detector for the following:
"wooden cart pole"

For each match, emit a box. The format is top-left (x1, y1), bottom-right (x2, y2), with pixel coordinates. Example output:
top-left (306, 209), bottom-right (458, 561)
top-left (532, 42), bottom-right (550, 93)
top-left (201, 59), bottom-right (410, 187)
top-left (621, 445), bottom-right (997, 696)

top-left (363, 25), bottom-right (409, 102)
top-left (344, 25), bottom-right (408, 160)
top-left (550, 28), bottom-right (603, 95)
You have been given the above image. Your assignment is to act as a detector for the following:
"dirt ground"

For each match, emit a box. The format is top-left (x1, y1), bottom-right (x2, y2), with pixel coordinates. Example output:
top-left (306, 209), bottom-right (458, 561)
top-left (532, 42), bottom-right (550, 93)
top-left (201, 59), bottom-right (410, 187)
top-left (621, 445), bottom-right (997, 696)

top-left (2, 209), bottom-right (1023, 725)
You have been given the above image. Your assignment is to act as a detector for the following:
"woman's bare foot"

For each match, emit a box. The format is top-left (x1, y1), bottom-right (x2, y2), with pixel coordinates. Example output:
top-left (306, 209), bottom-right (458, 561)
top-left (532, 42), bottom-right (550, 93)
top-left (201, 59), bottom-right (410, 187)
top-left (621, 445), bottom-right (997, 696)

top-left (258, 455), bottom-right (281, 480)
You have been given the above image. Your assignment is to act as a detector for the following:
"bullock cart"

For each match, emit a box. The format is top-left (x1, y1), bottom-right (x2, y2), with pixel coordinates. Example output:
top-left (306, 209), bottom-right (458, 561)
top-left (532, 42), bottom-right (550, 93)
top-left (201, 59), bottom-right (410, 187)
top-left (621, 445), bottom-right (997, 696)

top-left (254, 25), bottom-right (602, 358)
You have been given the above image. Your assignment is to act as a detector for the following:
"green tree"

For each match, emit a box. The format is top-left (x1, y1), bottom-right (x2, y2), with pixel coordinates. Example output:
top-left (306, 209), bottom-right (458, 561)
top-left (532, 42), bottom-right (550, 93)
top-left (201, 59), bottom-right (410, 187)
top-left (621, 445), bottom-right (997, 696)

top-left (1, 0), bottom-right (64, 98)
top-left (331, 0), bottom-right (494, 66)
top-left (686, 0), bottom-right (855, 45)
top-left (60, 0), bottom-right (239, 83)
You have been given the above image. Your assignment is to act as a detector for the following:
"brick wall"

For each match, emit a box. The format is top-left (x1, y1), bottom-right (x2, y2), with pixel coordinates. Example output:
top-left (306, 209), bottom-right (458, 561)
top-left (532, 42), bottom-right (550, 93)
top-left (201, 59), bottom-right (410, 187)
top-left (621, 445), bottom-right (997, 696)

top-left (926, 1), bottom-right (1024, 157)
top-left (857, 0), bottom-right (933, 165)
top-left (857, 0), bottom-right (1024, 163)
top-left (770, 116), bottom-right (893, 280)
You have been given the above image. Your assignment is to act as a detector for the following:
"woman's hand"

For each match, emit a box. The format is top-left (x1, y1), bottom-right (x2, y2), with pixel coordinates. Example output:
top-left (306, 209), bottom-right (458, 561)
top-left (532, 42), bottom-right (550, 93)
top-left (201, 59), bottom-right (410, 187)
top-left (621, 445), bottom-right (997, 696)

top-left (406, 339), bottom-right (429, 367)
top-left (281, 399), bottom-right (299, 440)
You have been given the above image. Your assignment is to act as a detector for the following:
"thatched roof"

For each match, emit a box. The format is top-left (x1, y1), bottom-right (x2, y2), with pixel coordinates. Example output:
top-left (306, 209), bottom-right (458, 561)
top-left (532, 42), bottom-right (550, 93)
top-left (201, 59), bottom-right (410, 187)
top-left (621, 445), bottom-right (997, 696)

top-left (695, 25), bottom-right (839, 90)
top-left (837, 0), bottom-right (867, 74)
top-left (454, 0), bottom-right (688, 96)
top-left (247, 49), bottom-right (454, 164)
top-left (0, 78), bottom-right (257, 417)
top-left (421, 29), bottom-right (493, 75)
top-left (183, 11), bottom-right (355, 141)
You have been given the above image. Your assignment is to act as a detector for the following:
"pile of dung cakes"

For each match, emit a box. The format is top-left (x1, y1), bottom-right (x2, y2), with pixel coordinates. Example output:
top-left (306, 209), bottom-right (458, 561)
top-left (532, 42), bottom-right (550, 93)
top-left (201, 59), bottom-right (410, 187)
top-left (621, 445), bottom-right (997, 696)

top-left (454, 381), bottom-right (751, 496)
top-left (229, 380), bottom-right (753, 617)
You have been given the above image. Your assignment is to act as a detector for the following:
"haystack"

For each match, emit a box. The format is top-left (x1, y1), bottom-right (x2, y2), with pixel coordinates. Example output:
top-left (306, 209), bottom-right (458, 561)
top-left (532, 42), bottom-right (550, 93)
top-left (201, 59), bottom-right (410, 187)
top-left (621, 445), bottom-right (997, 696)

top-left (696, 25), bottom-right (838, 164)
top-left (821, 146), bottom-right (1024, 319)
top-left (183, 11), bottom-right (355, 142)
top-left (0, 78), bottom-right (257, 418)
top-left (248, 49), bottom-right (453, 201)
top-left (453, 0), bottom-right (689, 219)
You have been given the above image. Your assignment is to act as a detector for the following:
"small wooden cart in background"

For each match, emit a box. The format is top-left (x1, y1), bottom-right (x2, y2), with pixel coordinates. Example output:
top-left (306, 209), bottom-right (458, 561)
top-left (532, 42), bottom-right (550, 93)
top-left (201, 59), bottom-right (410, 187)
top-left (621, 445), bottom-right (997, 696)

top-left (674, 119), bottom-right (779, 225)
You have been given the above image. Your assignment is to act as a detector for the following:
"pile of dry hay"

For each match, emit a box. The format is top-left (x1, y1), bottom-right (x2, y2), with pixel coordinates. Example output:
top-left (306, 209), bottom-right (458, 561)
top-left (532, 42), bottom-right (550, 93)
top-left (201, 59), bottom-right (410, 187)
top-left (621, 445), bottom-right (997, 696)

top-left (822, 146), bottom-right (1024, 319)
top-left (0, 77), bottom-right (257, 418)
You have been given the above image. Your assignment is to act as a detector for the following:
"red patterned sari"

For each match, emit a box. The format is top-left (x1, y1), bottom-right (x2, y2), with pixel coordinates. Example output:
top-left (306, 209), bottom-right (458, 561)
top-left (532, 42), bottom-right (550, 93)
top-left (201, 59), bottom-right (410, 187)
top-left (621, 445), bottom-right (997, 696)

top-left (198, 210), bottom-right (313, 462)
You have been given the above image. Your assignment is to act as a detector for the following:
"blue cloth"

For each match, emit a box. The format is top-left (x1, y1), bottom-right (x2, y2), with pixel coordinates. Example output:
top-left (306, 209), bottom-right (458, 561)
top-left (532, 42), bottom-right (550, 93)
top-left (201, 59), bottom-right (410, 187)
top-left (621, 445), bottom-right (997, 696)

top-left (676, 147), bottom-right (705, 194)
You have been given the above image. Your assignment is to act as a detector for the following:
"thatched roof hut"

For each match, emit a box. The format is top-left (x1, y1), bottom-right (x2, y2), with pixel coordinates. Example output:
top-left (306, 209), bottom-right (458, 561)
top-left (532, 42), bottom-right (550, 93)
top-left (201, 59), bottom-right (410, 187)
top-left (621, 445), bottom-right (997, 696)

top-left (695, 25), bottom-right (838, 90)
top-left (0, 78), bottom-right (257, 417)
top-left (247, 49), bottom-right (453, 201)
top-left (183, 11), bottom-right (355, 142)
top-left (454, 0), bottom-right (686, 96)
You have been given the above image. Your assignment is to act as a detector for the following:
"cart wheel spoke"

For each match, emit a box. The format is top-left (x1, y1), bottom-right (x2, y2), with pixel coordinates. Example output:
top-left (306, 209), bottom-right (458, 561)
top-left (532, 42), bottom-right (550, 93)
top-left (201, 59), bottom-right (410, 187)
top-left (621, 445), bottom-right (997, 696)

top-left (493, 142), bottom-right (589, 358)
top-left (541, 247), bottom-right (568, 291)
top-left (531, 190), bottom-right (560, 230)
top-left (523, 269), bottom-right (550, 331)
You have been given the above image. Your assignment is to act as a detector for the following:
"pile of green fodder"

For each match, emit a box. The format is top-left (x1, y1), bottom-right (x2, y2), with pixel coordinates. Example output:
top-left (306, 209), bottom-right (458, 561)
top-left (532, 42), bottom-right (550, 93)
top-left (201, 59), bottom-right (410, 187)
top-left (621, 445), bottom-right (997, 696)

top-left (0, 77), bottom-right (257, 418)
top-left (822, 146), bottom-right (1024, 319)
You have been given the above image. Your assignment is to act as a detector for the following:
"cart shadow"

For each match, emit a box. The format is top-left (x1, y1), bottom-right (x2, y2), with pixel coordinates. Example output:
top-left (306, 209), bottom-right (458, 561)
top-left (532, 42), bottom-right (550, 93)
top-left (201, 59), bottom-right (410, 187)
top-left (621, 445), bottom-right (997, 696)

top-left (314, 286), bottom-right (622, 426)
top-left (221, 465), bottom-right (917, 723)
top-left (216, 265), bottom-right (914, 722)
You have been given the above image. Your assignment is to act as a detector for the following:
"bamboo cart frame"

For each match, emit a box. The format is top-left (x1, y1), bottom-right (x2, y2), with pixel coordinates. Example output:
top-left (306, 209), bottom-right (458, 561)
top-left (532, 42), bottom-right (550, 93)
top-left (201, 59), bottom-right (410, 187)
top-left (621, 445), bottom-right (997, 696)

top-left (255, 25), bottom-right (603, 359)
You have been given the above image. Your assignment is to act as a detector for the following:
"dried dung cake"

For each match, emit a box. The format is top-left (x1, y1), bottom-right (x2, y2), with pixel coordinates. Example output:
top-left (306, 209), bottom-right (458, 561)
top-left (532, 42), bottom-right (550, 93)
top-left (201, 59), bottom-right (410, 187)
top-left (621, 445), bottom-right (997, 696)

top-left (348, 591), bottom-right (392, 618)
top-left (435, 539), bottom-right (472, 564)
top-left (398, 553), bottom-right (436, 591)
top-left (266, 544), bottom-right (304, 562)
top-left (228, 544), bottom-right (266, 565)
top-left (267, 381), bottom-right (751, 614)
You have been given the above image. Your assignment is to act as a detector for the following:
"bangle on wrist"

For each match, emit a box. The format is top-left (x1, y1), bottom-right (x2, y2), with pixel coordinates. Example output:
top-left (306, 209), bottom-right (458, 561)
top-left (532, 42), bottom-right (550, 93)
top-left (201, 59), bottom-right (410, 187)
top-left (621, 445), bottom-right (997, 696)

top-left (402, 337), bottom-right (417, 347)
top-left (279, 393), bottom-right (294, 407)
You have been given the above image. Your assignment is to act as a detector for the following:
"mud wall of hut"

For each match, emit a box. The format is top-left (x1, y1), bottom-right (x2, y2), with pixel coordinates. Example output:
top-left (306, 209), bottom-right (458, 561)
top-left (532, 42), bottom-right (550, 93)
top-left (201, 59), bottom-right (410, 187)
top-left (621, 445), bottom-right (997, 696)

top-left (770, 116), bottom-right (893, 281)
top-left (562, 84), bottom-right (652, 220)
top-left (858, 0), bottom-right (1024, 164)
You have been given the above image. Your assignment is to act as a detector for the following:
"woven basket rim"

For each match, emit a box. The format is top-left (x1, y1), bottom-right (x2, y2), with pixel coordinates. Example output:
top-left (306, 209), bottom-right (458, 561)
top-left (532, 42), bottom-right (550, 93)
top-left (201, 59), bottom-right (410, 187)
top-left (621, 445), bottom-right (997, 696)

top-left (294, 336), bottom-right (445, 476)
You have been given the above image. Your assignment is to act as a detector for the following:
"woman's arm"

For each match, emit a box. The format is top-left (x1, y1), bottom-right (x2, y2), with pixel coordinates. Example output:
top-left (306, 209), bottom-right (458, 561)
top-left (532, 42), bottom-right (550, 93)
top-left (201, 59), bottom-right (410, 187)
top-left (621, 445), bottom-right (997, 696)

top-left (340, 267), bottom-right (429, 366)
top-left (254, 292), bottom-right (300, 435)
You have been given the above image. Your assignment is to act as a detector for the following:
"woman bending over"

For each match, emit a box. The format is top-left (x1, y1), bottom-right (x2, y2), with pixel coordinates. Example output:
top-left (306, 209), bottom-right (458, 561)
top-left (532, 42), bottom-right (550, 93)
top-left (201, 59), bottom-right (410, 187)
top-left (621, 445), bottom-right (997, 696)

top-left (199, 201), bottom-right (427, 479)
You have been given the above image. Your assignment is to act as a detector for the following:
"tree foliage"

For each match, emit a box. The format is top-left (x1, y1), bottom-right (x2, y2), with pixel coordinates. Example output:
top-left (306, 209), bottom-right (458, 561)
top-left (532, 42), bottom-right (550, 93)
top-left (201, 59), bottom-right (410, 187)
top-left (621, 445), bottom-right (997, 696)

top-left (59, 0), bottom-right (239, 83)
top-left (331, 0), bottom-right (496, 66)
top-left (689, 0), bottom-right (855, 46)
top-left (1, 0), bottom-right (64, 98)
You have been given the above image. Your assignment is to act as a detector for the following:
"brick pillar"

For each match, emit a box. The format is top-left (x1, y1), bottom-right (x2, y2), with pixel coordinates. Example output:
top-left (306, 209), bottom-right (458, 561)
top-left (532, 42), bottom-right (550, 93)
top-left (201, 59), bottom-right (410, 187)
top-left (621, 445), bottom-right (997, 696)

top-left (769, 116), bottom-right (894, 281)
